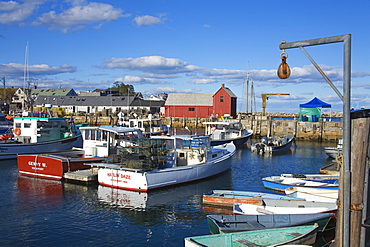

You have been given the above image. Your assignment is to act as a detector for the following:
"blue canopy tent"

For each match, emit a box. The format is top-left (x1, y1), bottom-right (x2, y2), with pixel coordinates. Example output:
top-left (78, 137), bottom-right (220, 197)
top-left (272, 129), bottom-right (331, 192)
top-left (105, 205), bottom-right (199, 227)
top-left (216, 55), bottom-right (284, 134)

top-left (299, 97), bottom-right (331, 122)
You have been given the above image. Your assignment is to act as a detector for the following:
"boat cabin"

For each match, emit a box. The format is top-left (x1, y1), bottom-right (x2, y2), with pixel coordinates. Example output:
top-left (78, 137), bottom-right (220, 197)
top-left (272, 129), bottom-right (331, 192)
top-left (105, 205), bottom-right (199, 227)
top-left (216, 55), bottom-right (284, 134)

top-left (119, 118), bottom-right (169, 136)
top-left (13, 117), bottom-right (78, 143)
top-left (79, 126), bottom-right (145, 157)
top-left (203, 121), bottom-right (244, 139)
top-left (151, 135), bottom-right (211, 167)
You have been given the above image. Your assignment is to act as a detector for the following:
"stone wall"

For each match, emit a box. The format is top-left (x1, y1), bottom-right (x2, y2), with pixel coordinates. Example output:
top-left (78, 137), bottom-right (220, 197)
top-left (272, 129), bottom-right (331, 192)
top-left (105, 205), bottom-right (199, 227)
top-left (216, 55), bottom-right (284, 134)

top-left (71, 115), bottom-right (343, 142)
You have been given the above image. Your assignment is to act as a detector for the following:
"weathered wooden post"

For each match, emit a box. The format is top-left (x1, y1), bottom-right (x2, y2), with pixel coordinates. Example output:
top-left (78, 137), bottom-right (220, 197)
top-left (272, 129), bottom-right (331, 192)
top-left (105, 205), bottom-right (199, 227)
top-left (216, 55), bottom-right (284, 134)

top-left (350, 110), bottom-right (370, 246)
top-left (319, 118), bottom-right (323, 142)
top-left (267, 116), bottom-right (272, 137)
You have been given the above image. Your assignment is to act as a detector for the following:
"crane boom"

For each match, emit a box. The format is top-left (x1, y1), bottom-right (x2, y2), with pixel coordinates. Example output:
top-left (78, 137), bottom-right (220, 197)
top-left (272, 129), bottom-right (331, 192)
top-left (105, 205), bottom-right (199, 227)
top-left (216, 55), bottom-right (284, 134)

top-left (261, 93), bottom-right (290, 115)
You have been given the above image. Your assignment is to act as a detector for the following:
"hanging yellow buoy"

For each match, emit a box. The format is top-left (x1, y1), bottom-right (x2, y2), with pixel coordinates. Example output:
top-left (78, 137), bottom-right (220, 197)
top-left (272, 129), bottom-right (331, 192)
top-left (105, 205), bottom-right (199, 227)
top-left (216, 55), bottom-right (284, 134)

top-left (277, 52), bottom-right (291, 79)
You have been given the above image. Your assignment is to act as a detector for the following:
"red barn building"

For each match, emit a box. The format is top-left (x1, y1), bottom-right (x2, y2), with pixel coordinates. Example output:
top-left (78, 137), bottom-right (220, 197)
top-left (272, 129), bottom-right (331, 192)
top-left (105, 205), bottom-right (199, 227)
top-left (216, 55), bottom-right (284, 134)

top-left (164, 84), bottom-right (237, 118)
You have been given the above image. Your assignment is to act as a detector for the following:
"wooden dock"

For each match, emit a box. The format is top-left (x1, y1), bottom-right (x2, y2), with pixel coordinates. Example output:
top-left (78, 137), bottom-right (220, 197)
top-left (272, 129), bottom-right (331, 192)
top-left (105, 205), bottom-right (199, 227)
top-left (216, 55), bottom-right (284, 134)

top-left (64, 168), bottom-right (98, 183)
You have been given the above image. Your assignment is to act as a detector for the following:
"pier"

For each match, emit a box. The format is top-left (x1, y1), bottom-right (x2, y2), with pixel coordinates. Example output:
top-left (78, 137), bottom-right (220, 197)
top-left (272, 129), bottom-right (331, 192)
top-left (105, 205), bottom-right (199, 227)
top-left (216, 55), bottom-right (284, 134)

top-left (71, 113), bottom-right (343, 142)
top-left (64, 168), bottom-right (98, 183)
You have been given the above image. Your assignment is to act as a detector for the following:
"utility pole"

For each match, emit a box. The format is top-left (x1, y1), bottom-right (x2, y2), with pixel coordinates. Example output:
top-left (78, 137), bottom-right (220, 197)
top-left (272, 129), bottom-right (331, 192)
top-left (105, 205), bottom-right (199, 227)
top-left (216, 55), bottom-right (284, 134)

top-left (1, 77), bottom-right (5, 113)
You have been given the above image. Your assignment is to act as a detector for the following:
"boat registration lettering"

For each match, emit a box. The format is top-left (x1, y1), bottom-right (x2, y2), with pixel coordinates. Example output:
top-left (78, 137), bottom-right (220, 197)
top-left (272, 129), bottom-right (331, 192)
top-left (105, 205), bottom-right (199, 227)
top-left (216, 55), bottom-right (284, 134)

top-left (107, 173), bottom-right (131, 180)
top-left (120, 174), bottom-right (131, 180)
top-left (28, 161), bottom-right (47, 168)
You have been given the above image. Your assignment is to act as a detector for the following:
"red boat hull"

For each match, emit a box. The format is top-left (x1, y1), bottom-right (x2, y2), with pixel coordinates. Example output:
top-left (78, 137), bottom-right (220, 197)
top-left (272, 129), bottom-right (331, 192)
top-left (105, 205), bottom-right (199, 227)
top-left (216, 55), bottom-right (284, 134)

top-left (18, 154), bottom-right (104, 180)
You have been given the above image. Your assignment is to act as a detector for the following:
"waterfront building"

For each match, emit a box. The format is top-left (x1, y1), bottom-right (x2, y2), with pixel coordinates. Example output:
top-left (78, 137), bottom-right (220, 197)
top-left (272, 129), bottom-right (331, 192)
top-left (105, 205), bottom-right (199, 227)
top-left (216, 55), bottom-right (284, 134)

top-left (32, 95), bottom-right (165, 116)
top-left (164, 84), bottom-right (237, 118)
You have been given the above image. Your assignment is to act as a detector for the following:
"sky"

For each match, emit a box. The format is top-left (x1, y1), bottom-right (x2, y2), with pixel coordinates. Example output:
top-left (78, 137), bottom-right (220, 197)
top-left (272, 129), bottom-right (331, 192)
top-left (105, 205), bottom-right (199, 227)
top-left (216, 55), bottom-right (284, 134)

top-left (0, 0), bottom-right (369, 114)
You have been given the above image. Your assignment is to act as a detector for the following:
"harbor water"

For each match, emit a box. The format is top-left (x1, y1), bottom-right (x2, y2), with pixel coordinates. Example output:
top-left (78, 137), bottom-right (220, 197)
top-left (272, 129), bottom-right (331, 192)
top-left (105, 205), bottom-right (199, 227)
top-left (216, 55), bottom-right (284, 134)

top-left (0, 140), bottom-right (336, 246)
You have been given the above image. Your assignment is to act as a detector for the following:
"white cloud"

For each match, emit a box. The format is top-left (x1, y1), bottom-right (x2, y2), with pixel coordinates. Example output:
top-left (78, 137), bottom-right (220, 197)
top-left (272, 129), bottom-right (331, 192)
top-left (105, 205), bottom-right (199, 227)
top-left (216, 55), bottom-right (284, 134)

top-left (99, 56), bottom-right (370, 88)
top-left (148, 87), bottom-right (196, 94)
top-left (100, 56), bottom-right (200, 74)
top-left (0, 0), bottom-right (40, 24)
top-left (191, 78), bottom-right (217, 84)
top-left (133, 14), bottom-right (165, 27)
top-left (33, 2), bottom-right (129, 32)
top-left (114, 75), bottom-right (166, 85)
top-left (0, 62), bottom-right (76, 77)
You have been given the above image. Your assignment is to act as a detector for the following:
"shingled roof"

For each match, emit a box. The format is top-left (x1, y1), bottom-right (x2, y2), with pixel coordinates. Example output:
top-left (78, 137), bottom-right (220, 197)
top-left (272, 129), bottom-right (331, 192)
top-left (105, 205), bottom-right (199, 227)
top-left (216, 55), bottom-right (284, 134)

top-left (165, 93), bottom-right (213, 106)
top-left (29, 88), bottom-right (77, 97)
top-left (33, 95), bottom-right (164, 108)
top-left (213, 85), bottom-right (237, 98)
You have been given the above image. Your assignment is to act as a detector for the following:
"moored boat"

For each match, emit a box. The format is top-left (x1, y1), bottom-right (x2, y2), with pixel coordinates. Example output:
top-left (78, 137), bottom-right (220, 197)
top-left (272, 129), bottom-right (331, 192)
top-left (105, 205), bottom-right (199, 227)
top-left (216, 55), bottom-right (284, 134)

top-left (324, 139), bottom-right (342, 159)
top-left (18, 154), bottom-right (103, 180)
top-left (184, 224), bottom-right (319, 247)
top-left (202, 189), bottom-right (303, 207)
top-left (202, 121), bottom-right (253, 147)
top-left (76, 125), bottom-right (145, 157)
top-left (262, 176), bottom-right (339, 192)
top-left (251, 136), bottom-right (295, 154)
top-left (0, 116), bottom-right (82, 160)
top-left (87, 135), bottom-right (236, 192)
top-left (233, 200), bottom-right (337, 216)
top-left (17, 126), bottom-right (145, 179)
top-left (281, 173), bottom-right (339, 183)
top-left (285, 187), bottom-right (338, 203)
top-left (118, 116), bottom-right (169, 137)
top-left (207, 213), bottom-right (334, 234)
top-left (0, 112), bottom-right (13, 134)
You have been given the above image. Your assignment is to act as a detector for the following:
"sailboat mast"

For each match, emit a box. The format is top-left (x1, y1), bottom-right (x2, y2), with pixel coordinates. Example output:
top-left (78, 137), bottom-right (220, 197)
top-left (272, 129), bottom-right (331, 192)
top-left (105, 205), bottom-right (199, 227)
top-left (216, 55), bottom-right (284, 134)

top-left (246, 72), bottom-right (249, 113)
top-left (250, 77), bottom-right (255, 113)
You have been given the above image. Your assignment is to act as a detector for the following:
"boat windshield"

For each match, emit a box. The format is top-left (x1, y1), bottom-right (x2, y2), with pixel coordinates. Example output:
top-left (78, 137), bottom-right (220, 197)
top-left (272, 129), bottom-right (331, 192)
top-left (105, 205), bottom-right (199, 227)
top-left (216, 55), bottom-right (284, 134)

top-left (178, 138), bottom-right (209, 150)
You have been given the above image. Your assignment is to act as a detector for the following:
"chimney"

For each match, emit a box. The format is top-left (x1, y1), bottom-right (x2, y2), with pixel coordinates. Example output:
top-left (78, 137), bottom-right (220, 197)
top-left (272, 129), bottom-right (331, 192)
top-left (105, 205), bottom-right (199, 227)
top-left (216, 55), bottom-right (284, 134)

top-left (222, 83), bottom-right (225, 88)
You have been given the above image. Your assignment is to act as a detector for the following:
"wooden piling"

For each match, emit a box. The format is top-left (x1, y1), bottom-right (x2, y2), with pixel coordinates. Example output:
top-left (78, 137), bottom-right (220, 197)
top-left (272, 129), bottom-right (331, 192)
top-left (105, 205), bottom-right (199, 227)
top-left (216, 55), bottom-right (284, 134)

top-left (349, 116), bottom-right (370, 245)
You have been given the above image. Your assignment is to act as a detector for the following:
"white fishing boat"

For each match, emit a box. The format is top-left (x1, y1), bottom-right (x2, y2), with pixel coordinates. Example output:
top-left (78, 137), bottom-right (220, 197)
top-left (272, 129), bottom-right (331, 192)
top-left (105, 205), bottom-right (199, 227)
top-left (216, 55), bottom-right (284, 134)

top-left (0, 116), bottom-right (82, 160)
top-left (203, 121), bottom-right (253, 147)
top-left (88, 135), bottom-right (236, 192)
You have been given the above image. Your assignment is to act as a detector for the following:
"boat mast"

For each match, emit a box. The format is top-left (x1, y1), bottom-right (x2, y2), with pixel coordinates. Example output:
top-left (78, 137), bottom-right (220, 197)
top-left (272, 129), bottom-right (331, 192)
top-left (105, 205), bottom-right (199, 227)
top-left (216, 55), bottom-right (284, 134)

top-left (245, 62), bottom-right (255, 114)
top-left (250, 76), bottom-right (255, 114)
top-left (23, 42), bottom-right (29, 112)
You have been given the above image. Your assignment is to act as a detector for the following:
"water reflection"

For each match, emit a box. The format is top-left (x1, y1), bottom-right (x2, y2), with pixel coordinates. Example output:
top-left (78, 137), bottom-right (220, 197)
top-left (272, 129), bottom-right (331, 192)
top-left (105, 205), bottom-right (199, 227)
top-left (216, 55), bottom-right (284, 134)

top-left (0, 140), bottom-right (336, 246)
top-left (97, 170), bottom-right (233, 211)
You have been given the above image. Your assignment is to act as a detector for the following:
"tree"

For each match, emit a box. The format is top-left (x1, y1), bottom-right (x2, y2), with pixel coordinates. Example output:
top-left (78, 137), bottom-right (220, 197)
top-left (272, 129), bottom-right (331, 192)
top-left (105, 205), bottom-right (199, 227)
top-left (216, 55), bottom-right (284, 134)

top-left (109, 81), bottom-right (135, 96)
top-left (0, 87), bottom-right (16, 104)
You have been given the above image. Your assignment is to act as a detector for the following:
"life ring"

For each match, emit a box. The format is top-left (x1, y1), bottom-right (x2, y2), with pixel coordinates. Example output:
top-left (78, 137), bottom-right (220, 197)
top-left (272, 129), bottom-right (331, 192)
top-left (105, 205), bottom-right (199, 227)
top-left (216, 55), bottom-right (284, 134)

top-left (14, 128), bottom-right (21, 136)
top-left (211, 127), bottom-right (217, 132)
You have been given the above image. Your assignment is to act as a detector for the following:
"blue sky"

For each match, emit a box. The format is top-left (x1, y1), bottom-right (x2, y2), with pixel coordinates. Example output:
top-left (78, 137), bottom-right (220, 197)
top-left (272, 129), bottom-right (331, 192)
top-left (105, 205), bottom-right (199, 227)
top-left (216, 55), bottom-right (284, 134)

top-left (0, 0), bottom-right (369, 113)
